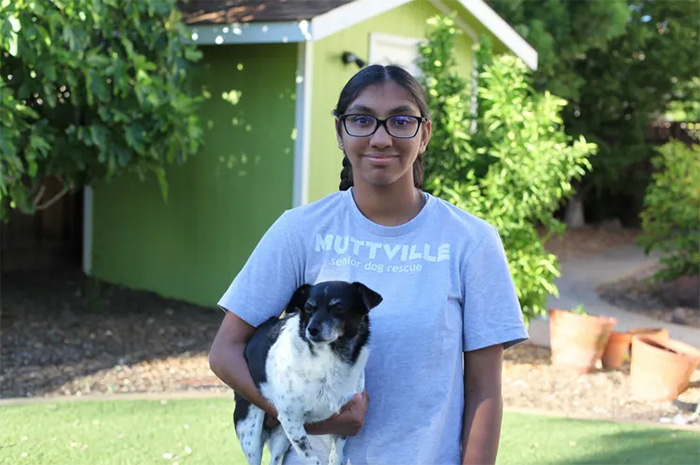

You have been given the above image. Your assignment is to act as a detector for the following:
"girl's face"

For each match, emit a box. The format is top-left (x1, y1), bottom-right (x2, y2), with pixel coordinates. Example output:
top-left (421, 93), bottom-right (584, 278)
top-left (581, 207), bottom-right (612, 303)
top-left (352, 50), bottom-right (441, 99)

top-left (336, 80), bottom-right (431, 190)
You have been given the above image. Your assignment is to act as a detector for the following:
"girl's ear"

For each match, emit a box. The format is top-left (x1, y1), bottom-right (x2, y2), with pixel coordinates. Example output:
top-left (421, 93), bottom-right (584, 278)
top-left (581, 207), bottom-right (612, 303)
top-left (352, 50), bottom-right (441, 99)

top-left (336, 118), bottom-right (344, 150)
top-left (420, 119), bottom-right (432, 154)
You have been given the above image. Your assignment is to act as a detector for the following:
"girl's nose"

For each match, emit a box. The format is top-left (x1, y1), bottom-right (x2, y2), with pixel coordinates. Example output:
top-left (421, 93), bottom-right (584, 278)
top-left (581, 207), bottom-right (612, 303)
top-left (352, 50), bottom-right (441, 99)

top-left (369, 123), bottom-right (392, 148)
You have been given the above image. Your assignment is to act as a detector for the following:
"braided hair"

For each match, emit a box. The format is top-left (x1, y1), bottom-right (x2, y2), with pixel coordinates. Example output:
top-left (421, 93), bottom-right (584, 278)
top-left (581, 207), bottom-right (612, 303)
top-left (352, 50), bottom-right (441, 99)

top-left (333, 65), bottom-right (430, 191)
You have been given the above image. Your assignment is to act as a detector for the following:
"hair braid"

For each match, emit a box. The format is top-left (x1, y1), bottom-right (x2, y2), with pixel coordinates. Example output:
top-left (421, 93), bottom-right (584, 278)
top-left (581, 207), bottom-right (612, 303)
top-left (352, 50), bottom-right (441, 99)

top-left (339, 153), bottom-right (354, 191)
top-left (413, 152), bottom-right (424, 190)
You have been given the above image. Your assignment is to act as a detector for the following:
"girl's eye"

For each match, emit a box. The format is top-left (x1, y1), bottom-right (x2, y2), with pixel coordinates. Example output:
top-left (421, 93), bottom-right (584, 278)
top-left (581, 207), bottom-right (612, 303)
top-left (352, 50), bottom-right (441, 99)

top-left (390, 116), bottom-right (413, 126)
top-left (349, 115), bottom-right (374, 126)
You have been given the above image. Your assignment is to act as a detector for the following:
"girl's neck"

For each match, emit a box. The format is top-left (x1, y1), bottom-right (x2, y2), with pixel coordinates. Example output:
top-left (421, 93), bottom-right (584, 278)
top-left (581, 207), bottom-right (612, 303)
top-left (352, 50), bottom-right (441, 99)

top-left (351, 180), bottom-right (425, 227)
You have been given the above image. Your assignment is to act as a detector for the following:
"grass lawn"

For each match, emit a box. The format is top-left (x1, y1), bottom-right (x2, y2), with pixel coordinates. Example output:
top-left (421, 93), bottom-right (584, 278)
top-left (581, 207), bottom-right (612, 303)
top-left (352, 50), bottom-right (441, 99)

top-left (1, 397), bottom-right (698, 465)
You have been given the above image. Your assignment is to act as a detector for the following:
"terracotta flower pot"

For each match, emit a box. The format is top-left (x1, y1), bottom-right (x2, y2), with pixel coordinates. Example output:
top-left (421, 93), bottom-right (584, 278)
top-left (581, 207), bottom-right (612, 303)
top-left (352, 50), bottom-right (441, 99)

top-left (549, 309), bottom-right (617, 373)
top-left (630, 336), bottom-right (700, 400)
top-left (629, 327), bottom-right (670, 343)
top-left (602, 331), bottom-right (633, 369)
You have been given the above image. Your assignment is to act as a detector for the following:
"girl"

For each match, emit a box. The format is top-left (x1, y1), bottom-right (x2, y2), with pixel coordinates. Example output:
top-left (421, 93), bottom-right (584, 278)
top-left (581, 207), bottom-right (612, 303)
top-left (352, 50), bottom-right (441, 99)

top-left (209, 64), bottom-right (528, 465)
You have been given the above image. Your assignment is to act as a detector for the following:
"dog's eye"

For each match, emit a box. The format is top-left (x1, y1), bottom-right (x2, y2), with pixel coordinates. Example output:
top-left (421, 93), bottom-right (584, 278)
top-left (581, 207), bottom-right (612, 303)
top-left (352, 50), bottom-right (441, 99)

top-left (303, 303), bottom-right (315, 314)
top-left (330, 303), bottom-right (344, 313)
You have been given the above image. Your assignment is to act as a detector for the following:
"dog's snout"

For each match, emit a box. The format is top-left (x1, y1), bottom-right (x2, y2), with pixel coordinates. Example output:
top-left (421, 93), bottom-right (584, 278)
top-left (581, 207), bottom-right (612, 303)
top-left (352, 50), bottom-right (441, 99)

top-left (305, 318), bottom-right (339, 344)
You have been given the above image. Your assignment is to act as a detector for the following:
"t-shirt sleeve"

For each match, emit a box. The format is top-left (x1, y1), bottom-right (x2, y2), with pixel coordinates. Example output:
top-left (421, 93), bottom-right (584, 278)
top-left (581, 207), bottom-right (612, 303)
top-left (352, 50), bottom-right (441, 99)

top-left (217, 211), bottom-right (303, 327)
top-left (462, 226), bottom-right (529, 351)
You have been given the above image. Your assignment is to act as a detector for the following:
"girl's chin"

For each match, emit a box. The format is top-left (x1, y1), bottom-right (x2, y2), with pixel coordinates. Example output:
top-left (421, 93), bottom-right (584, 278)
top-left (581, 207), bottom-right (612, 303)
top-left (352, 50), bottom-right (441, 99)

top-left (356, 172), bottom-right (413, 188)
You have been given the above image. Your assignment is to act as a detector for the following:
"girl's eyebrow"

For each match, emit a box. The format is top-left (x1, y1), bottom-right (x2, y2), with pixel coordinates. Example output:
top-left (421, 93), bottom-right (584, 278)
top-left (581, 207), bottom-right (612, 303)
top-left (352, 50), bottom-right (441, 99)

top-left (345, 104), bottom-right (417, 115)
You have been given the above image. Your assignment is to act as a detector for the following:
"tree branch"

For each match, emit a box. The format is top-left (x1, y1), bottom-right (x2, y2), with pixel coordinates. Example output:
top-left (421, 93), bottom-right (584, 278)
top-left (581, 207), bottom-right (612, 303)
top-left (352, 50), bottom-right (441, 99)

top-left (34, 186), bottom-right (68, 211)
top-left (32, 184), bottom-right (46, 205)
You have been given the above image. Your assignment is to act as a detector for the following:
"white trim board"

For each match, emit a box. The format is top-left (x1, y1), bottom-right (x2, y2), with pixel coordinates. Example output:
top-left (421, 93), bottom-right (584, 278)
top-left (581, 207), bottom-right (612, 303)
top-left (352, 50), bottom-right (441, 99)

top-left (292, 41), bottom-right (313, 207)
top-left (184, 0), bottom-right (537, 69)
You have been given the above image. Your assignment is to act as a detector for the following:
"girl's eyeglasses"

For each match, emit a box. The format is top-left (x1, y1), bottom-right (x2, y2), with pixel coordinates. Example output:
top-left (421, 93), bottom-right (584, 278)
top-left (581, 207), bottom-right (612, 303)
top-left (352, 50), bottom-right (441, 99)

top-left (339, 114), bottom-right (427, 139)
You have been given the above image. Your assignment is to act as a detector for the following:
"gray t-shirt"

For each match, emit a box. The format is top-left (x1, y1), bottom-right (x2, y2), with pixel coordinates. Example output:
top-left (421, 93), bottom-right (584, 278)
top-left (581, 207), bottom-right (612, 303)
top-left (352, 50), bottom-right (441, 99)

top-left (219, 188), bottom-right (528, 465)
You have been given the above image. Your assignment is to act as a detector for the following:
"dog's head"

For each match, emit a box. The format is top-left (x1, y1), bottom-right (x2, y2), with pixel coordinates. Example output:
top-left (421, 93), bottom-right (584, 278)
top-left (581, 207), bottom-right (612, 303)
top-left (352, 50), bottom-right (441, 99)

top-left (286, 281), bottom-right (382, 344)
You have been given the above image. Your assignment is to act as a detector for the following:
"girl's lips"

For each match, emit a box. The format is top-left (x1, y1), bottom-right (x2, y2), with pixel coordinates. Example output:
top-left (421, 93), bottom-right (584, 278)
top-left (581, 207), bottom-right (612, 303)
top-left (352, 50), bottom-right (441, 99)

top-left (363, 154), bottom-right (397, 164)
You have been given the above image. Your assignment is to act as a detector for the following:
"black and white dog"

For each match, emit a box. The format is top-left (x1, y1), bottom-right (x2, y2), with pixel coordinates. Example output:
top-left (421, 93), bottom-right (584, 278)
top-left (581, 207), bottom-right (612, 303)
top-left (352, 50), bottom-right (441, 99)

top-left (234, 281), bottom-right (382, 465)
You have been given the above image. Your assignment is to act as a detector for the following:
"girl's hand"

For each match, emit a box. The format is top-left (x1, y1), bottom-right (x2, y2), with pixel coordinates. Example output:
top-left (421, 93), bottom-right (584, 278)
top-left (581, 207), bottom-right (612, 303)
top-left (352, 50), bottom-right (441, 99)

top-left (305, 390), bottom-right (369, 436)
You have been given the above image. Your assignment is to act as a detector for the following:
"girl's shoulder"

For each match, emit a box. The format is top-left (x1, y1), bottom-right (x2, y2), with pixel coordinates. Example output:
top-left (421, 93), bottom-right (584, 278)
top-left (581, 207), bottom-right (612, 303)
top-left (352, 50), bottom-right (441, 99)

top-left (427, 193), bottom-right (497, 236)
top-left (279, 190), bottom-right (347, 226)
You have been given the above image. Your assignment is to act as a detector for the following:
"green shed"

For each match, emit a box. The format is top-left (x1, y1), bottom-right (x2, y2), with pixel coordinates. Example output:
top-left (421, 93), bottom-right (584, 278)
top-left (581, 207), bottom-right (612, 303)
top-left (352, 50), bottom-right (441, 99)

top-left (86, 0), bottom-right (537, 306)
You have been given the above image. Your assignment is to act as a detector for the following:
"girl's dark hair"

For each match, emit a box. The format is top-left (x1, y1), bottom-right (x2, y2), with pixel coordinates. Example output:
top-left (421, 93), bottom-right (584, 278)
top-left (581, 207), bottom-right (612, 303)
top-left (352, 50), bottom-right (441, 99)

top-left (333, 65), bottom-right (430, 191)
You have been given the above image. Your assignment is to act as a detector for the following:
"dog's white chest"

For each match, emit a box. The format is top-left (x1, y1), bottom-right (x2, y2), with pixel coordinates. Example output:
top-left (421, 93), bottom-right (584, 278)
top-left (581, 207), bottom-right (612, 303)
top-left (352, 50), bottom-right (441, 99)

top-left (261, 315), bottom-right (368, 423)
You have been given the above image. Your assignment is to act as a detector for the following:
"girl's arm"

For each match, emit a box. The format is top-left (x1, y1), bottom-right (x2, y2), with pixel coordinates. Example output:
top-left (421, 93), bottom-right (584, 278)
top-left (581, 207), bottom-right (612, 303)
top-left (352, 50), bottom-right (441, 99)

top-left (461, 343), bottom-right (504, 465)
top-left (209, 311), bottom-right (368, 436)
top-left (209, 311), bottom-right (279, 417)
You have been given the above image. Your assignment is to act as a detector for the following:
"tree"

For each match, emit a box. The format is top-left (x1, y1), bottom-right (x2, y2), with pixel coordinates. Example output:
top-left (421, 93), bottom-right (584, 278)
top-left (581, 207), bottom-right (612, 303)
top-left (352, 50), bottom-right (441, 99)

top-left (0, 0), bottom-right (203, 218)
top-left (485, 0), bottom-right (630, 103)
top-left (488, 0), bottom-right (700, 224)
top-left (419, 17), bottom-right (596, 323)
top-left (565, 0), bottom-right (700, 222)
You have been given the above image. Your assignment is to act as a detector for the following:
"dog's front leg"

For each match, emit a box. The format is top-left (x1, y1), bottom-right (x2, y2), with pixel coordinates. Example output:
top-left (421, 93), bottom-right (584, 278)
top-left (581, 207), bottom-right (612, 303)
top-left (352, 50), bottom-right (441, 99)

top-left (277, 416), bottom-right (322, 465)
top-left (328, 435), bottom-right (347, 465)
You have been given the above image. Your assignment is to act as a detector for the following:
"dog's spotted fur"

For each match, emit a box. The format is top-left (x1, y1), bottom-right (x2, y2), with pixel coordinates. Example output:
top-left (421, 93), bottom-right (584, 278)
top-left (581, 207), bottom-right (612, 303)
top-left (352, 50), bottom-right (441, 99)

top-left (233, 281), bottom-right (382, 465)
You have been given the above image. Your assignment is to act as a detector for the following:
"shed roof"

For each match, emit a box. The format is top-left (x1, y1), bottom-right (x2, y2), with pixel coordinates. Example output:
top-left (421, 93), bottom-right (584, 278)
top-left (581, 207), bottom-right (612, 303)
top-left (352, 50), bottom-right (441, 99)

top-left (180, 1), bottom-right (353, 25)
top-left (181, 0), bottom-right (537, 70)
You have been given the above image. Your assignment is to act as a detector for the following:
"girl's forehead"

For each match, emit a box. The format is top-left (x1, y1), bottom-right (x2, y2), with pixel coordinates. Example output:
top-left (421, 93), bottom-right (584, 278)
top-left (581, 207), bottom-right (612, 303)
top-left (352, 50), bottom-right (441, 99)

top-left (347, 81), bottom-right (420, 113)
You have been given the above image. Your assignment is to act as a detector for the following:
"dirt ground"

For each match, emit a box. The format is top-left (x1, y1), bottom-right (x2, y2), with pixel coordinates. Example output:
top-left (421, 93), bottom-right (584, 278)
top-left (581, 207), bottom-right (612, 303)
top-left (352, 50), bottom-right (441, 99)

top-left (1, 225), bottom-right (698, 426)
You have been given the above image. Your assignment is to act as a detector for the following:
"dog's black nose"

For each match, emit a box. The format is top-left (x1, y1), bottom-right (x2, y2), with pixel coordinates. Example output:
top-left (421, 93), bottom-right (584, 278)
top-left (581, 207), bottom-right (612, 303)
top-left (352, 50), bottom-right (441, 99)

top-left (306, 325), bottom-right (328, 343)
top-left (307, 326), bottom-right (320, 338)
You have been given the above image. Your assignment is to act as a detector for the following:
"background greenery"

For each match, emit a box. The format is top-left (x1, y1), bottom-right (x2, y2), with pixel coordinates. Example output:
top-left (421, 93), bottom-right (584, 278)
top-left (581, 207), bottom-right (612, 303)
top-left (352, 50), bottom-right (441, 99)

top-left (419, 17), bottom-right (596, 322)
top-left (486, 0), bottom-right (700, 224)
top-left (0, 0), bottom-right (204, 218)
top-left (638, 141), bottom-right (700, 281)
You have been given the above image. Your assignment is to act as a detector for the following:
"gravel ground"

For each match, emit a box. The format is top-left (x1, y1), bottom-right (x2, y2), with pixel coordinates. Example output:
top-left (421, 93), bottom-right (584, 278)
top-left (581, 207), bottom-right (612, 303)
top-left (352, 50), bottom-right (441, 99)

top-left (1, 228), bottom-right (698, 426)
top-left (598, 265), bottom-right (700, 328)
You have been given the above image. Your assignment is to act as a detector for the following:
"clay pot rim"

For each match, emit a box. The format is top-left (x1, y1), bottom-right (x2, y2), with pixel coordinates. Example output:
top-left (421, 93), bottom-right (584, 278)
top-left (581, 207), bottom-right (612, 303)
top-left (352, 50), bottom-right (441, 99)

top-left (629, 328), bottom-right (669, 335)
top-left (548, 308), bottom-right (617, 324)
top-left (633, 335), bottom-right (700, 361)
top-left (608, 331), bottom-right (633, 340)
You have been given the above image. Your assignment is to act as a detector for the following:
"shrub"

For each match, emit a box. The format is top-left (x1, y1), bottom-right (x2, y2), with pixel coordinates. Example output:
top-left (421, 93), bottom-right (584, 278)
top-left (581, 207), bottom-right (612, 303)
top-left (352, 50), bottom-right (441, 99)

top-left (418, 16), bottom-right (596, 323)
top-left (638, 141), bottom-right (700, 281)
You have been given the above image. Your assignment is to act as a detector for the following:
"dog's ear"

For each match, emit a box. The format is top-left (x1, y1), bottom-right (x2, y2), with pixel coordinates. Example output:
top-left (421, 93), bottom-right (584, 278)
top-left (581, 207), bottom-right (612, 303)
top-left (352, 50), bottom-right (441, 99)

top-left (286, 284), bottom-right (311, 314)
top-left (352, 282), bottom-right (383, 312)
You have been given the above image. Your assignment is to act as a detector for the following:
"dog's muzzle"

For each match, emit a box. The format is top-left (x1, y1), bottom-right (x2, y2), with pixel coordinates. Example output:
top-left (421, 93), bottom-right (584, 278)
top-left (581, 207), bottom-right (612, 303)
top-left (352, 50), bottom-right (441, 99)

top-left (305, 321), bottom-right (340, 344)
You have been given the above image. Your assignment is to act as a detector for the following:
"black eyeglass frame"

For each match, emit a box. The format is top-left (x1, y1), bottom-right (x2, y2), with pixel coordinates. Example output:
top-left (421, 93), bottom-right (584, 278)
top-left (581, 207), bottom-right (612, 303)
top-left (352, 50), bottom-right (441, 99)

top-left (338, 113), bottom-right (428, 139)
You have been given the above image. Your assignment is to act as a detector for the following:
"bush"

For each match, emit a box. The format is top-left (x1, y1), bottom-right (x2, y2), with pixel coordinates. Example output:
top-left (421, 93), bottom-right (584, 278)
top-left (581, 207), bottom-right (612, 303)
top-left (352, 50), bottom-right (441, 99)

top-left (638, 141), bottom-right (700, 281)
top-left (418, 16), bottom-right (596, 323)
